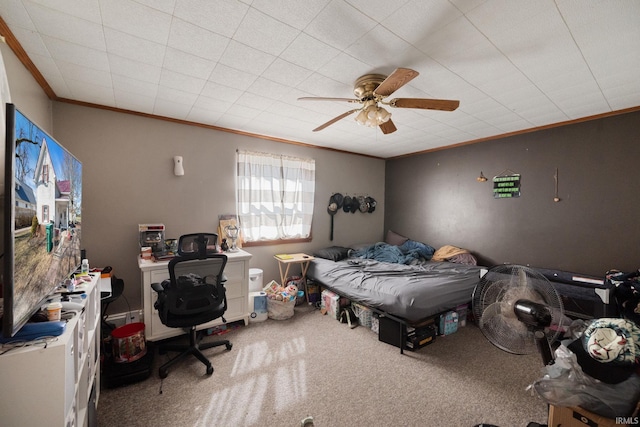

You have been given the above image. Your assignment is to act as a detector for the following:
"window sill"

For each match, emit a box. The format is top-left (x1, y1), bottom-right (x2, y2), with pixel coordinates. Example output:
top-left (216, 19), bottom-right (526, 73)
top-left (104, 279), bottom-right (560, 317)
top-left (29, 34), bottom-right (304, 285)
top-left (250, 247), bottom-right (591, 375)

top-left (242, 236), bottom-right (312, 247)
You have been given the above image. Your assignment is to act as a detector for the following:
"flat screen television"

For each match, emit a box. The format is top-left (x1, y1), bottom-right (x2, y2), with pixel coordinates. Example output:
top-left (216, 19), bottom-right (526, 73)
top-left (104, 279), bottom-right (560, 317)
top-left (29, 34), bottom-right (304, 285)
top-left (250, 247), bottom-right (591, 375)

top-left (1, 103), bottom-right (82, 337)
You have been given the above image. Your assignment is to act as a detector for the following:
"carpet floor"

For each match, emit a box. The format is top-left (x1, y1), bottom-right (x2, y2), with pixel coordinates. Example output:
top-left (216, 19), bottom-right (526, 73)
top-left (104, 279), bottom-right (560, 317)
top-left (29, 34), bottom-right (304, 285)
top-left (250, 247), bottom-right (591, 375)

top-left (97, 305), bottom-right (549, 427)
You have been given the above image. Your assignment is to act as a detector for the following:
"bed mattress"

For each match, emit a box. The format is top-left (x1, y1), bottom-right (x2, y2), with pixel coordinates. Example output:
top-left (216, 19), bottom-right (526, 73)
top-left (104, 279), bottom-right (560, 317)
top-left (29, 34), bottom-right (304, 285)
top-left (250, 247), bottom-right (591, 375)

top-left (308, 258), bottom-right (483, 322)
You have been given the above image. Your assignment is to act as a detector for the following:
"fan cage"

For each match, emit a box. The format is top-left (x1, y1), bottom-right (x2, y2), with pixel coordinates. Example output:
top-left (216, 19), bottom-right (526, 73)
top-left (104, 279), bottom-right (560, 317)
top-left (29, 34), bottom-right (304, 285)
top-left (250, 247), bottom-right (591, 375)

top-left (472, 264), bottom-right (565, 355)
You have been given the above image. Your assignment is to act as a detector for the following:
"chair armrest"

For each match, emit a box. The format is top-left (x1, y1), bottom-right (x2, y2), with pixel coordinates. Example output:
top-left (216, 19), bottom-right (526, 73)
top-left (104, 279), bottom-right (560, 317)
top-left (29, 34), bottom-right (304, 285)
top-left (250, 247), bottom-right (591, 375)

top-left (151, 282), bottom-right (165, 293)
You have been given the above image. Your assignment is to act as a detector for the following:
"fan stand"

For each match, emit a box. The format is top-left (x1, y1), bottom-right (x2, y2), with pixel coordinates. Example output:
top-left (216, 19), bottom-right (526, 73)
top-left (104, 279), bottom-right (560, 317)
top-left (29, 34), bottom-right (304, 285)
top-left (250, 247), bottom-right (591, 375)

top-left (514, 299), bottom-right (555, 366)
top-left (533, 329), bottom-right (554, 366)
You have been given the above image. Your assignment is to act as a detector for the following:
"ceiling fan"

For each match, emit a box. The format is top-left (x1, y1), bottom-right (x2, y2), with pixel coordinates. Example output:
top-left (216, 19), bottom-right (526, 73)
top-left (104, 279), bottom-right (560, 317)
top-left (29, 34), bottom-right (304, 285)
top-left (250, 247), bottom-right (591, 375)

top-left (298, 68), bottom-right (460, 134)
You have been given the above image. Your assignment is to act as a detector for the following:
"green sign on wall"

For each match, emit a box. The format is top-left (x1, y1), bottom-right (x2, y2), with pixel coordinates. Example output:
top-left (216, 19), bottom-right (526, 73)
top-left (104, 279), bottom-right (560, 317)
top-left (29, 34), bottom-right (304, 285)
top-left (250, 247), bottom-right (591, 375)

top-left (493, 174), bottom-right (521, 198)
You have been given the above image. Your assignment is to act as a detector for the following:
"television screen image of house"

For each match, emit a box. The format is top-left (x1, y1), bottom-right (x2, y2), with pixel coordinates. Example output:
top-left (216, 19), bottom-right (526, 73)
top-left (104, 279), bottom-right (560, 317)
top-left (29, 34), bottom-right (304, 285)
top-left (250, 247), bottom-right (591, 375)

top-left (12, 109), bottom-right (82, 321)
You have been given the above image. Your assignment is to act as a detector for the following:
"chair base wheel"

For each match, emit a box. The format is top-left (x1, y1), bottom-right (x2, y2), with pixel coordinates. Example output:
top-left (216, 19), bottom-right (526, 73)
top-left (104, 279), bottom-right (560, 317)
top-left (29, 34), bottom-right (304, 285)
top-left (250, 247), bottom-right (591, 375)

top-left (159, 368), bottom-right (168, 379)
top-left (206, 365), bottom-right (214, 375)
top-left (226, 343), bottom-right (233, 351)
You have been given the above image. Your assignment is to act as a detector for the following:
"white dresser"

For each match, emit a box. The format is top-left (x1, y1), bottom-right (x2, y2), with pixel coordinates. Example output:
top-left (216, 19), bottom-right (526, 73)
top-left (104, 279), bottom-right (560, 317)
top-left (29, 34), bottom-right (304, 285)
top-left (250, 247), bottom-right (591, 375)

top-left (138, 249), bottom-right (252, 341)
top-left (0, 273), bottom-right (101, 427)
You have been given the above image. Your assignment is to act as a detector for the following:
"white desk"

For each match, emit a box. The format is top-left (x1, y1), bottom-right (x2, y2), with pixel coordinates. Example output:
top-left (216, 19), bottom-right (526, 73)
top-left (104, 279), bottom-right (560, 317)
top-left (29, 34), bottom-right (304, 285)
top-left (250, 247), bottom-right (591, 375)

top-left (138, 249), bottom-right (252, 341)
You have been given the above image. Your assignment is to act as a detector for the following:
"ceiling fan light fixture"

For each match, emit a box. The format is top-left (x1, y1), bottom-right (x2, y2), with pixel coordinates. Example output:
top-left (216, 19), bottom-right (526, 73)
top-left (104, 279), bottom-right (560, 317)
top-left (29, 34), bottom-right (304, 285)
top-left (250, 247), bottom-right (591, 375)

top-left (355, 105), bottom-right (391, 128)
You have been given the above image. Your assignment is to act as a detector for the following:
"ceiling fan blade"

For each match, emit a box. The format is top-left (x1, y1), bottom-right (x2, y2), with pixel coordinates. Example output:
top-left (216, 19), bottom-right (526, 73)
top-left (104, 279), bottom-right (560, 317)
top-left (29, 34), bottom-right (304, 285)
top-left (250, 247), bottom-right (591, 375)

top-left (298, 97), bottom-right (360, 103)
top-left (389, 98), bottom-right (460, 111)
top-left (379, 119), bottom-right (397, 134)
top-left (373, 68), bottom-right (419, 97)
top-left (312, 109), bottom-right (360, 132)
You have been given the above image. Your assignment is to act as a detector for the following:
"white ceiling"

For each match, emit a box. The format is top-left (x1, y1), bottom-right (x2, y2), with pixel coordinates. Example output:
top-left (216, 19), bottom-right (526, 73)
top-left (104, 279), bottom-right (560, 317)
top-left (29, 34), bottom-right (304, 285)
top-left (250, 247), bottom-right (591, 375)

top-left (1, 0), bottom-right (639, 158)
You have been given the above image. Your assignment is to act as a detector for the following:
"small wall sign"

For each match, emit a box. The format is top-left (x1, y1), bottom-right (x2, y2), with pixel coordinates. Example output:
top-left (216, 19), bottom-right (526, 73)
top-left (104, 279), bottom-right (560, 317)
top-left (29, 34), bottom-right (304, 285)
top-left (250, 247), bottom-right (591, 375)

top-left (493, 173), bottom-right (521, 198)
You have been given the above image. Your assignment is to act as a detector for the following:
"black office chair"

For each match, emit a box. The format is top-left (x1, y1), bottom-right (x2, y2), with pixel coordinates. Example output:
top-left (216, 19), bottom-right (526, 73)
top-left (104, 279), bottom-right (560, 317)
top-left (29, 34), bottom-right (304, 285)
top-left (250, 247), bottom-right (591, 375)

top-left (101, 275), bottom-right (124, 334)
top-left (151, 233), bottom-right (232, 378)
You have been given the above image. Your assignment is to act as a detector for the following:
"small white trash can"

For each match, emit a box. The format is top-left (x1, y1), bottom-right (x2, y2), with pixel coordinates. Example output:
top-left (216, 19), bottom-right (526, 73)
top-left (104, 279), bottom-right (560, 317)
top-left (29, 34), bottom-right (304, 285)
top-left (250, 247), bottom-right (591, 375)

top-left (249, 268), bottom-right (263, 292)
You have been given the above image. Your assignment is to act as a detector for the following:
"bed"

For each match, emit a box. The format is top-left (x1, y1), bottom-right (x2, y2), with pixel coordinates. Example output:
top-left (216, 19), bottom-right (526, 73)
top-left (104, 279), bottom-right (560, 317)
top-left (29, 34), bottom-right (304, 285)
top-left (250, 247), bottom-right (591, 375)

top-left (307, 233), bottom-right (484, 351)
top-left (308, 256), bottom-right (483, 322)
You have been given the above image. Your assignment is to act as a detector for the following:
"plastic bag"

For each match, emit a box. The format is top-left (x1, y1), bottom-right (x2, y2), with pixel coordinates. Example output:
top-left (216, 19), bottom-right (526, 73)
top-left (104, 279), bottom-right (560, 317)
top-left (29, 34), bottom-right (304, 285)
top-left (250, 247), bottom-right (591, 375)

top-left (529, 344), bottom-right (640, 418)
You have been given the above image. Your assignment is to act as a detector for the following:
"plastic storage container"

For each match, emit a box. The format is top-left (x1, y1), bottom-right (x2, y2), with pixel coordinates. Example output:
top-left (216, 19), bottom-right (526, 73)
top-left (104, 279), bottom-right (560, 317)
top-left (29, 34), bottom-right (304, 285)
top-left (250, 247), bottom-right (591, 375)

top-left (249, 268), bottom-right (263, 293)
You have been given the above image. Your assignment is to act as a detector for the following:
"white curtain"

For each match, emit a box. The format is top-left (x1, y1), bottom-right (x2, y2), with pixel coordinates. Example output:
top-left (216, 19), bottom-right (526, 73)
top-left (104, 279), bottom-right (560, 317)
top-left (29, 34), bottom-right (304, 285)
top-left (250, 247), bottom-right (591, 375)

top-left (237, 150), bottom-right (315, 242)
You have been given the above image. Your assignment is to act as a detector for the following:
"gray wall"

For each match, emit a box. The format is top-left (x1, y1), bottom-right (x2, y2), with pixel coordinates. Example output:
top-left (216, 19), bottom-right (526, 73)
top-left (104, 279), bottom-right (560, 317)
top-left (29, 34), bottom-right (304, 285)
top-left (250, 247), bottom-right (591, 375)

top-left (385, 111), bottom-right (640, 277)
top-left (52, 103), bottom-right (385, 314)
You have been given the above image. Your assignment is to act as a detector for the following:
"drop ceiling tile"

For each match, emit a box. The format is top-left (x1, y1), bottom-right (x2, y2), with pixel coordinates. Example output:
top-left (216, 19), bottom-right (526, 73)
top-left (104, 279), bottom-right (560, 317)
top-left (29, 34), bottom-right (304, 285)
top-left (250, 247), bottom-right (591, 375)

top-left (100, 0), bottom-right (172, 44)
top-left (304, 0), bottom-right (377, 51)
top-left (192, 94), bottom-right (233, 113)
top-left (297, 72), bottom-right (352, 98)
top-left (68, 78), bottom-right (114, 104)
top-left (173, 0), bottom-right (248, 38)
top-left (134, 0), bottom-right (176, 14)
top-left (560, 93), bottom-right (612, 119)
top-left (114, 89), bottom-right (156, 113)
top-left (225, 103), bottom-right (262, 119)
top-left (261, 58), bottom-right (312, 87)
top-left (8, 25), bottom-right (50, 57)
top-left (29, 0), bottom-right (102, 23)
top-left (251, 0), bottom-right (330, 30)
top-left (200, 81), bottom-right (243, 104)
top-left (55, 59), bottom-right (111, 88)
top-left (163, 47), bottom-right (216, 80)
top-left (1, 0), bottom-right (36, 30)
top-left (315, 52), bottom-right (371, 86)
top-left (467, 0), bottom-right (555, 39)
top-left (104, 28), bottom-right (166, 67)
top-left (279, 33), bottom-right (341, 71)
top-left (217, 113), bottom-right (252, 130)
top-left (241, 81), bottom-right (282, 106)
top-left (606, 90), bottom-right (640, 111)
top-left (345, 25), bottom-right (422, 68)
top-left (415, 15), bottom-right (485, 61)
top-left (346, 0), bottom-right (408, 23)
top-left (234, 92), bottom-right (274, 111)
top-left (27, 53), bottom-right (70, 96)
top-left (186, 106), bottom-right (225, 125)
top-left (208, 63), bottom-right (259, 91)
top-left (40, 36), bottom-right (109, 72)
top-left (154, 98), bottom-right (191, 119)
top-left (382, 0), bottom-right (462, 46)
top-left (24, 2), bottom-right (106, 51)
top-left (218, 40), bottom-right (276, 76)
top-left (111, 73), bottom-right (159, 98)
top-left (159, 68), bottom-right (206, 94)
top-left (108, 55), bottom-right (162, 85)
top-left (156, 85), bottom-right (198, 106)
top-left (233, 8), bottom-right (300, 56)
top-left (168, 18), bottom-right (230, 62)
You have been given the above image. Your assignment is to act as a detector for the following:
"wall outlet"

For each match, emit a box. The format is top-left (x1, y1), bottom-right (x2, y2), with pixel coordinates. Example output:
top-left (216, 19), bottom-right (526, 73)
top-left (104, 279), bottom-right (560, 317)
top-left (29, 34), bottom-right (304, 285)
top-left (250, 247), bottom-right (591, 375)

top-left (126, 310), bottom-right (142, 324)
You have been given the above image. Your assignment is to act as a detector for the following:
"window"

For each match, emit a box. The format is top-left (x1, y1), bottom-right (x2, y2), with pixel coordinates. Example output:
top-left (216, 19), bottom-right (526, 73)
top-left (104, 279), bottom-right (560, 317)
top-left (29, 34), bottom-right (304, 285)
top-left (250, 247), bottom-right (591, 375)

top-left (237, 150), bottom-right (315, 243)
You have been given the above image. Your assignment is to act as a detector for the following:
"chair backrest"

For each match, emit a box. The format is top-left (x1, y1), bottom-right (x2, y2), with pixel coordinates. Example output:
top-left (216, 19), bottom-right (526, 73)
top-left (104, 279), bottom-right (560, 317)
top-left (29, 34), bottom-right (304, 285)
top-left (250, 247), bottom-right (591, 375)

top-left (177, 233), bottom-right (219, 258)
top-left (158, 253), bottom-right (228, 325)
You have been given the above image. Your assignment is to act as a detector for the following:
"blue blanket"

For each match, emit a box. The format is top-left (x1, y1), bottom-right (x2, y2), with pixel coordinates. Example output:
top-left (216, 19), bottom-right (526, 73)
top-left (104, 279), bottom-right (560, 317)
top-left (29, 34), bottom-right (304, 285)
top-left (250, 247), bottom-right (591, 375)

top-left (352, 240), bottom-right (435, 264)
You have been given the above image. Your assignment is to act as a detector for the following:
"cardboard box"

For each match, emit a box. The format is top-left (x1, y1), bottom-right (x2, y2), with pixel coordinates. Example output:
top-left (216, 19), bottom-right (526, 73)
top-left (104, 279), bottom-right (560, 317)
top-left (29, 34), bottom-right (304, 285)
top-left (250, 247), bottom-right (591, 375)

top-left (548, 405), bottom-right (634, 427)
top-left (320, 289), bottom-right (349, 320)
top-left (405, 325), bottom-right (436, 351)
